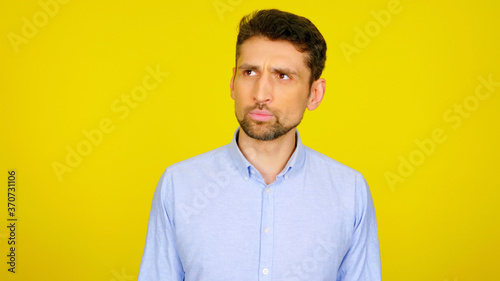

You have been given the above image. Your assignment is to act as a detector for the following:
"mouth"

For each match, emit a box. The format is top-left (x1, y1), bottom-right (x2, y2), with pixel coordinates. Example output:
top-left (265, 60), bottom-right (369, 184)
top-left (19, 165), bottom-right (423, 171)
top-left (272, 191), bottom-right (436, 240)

top-left (249, 109), bottom-right (274, 122)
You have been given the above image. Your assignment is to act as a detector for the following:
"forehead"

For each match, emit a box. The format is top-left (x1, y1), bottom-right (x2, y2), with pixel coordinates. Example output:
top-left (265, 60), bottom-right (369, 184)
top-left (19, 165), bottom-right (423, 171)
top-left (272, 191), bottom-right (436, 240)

top-left (237, 36), bottom-right (309, 71)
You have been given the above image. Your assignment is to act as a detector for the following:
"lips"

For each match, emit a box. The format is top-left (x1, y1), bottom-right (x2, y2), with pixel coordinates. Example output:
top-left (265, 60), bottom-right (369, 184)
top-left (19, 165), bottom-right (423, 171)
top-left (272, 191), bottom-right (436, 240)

top-left (249, 109), bottom-right (274, 122)
top-left (250, 109), bottom-right (273, 116)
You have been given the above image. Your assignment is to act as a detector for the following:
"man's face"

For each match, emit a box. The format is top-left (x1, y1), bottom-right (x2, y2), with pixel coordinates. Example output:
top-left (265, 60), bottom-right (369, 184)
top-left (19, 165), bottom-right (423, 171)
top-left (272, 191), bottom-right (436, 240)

top-left (230, 36), bottom-right (318, 141)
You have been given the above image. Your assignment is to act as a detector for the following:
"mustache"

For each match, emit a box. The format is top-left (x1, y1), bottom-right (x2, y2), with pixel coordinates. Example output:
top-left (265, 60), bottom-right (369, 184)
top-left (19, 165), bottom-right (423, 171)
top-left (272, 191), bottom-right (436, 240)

top-left (245, 103), bottom-right (274, 113)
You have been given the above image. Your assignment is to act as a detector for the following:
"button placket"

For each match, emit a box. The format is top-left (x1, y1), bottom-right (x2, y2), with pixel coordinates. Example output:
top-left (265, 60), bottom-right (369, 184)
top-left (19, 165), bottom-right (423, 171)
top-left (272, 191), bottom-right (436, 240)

top-left (259, 182), bottom-right (274, 280)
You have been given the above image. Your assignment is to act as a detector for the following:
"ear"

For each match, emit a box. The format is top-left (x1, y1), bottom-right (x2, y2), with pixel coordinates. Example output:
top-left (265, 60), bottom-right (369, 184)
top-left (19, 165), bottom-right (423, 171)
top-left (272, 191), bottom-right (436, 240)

top-left (307, 78), bottom-right (326, 111)
top-left (230, 67), bottom-right (236, 100)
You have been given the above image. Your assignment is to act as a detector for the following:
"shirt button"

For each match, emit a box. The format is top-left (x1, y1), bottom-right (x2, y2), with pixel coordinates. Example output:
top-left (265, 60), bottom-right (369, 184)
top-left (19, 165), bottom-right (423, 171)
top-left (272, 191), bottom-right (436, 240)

top-left (265, 187), bottom-right (271, 193)
top-left (250, 170), bottom-right (254, 174)
top-left (284, 175), bottom-right (289, 180)
top-left (263, 268), bottom-right (269, 274)
top-left (244, 176), bottom-right (248, 181)
top-left (264, 227), bottom-right (270, 233)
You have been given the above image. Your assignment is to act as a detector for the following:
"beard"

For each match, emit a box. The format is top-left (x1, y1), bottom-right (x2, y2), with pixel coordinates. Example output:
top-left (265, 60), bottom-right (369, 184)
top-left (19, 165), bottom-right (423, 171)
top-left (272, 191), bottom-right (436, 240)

top-left (236, 104), bottom-right (303, 141)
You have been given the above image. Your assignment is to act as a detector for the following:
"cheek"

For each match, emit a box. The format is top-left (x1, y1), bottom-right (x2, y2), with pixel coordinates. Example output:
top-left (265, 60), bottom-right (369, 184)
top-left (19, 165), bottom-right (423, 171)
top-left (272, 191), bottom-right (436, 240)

top-left (233, 85), bottom-right (256, 109)
top-left (233, 96), bottom-right (247, 119)
top-left (233, 83), bottom-right (252, 102)
top-left (276, 103), bottom-right (303, 124)
top-left (281, 93), bottom-right (308, 113)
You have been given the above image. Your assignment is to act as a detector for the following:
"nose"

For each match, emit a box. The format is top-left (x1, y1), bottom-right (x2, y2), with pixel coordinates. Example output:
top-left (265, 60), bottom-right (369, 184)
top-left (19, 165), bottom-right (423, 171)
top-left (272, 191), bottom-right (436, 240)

top-left (253, 72), bottom-right (273, 104)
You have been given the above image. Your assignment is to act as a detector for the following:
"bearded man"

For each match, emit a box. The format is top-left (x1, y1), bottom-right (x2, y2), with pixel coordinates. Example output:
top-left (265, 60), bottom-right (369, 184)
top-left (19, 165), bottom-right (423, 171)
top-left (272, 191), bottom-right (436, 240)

top-left (138, 9), bottom-right (382, 281)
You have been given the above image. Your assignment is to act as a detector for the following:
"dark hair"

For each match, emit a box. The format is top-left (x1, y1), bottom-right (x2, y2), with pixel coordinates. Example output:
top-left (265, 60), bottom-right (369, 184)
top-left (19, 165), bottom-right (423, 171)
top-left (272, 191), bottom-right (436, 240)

top-left (236, 9), bottom-right (327, 86)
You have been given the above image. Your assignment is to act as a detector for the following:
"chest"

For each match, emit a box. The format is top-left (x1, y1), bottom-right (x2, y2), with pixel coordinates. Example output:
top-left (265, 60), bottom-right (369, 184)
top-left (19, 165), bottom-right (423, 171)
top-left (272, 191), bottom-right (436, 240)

top-left (172, 178), bottom-right (355, 280)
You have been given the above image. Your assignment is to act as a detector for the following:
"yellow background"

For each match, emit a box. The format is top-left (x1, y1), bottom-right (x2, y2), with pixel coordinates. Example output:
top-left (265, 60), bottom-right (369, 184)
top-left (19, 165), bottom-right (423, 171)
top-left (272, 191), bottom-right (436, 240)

top-left (1, 0), bottom-right (499, 280)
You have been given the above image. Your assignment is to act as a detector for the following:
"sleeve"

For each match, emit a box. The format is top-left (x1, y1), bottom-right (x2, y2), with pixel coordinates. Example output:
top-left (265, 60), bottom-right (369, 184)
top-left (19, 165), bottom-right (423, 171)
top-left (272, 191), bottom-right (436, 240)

top-left (336, 173), bottom-right (382, 281)
top-left (137, 169), bottom-right (185, 281)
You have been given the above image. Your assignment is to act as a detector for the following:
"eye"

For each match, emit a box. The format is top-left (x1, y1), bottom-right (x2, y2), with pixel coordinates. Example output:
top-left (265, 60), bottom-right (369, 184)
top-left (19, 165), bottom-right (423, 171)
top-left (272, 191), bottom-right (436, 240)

top-left (279, 73), bottom-right (290, 80)
top-left (244, 70), bottom-right (257, 76)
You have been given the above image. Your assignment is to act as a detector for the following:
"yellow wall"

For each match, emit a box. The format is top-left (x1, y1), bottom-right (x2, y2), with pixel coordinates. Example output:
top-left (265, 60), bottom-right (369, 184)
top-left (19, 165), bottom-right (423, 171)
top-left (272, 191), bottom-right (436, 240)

top-left (1, 0), bottom-right (499, 280)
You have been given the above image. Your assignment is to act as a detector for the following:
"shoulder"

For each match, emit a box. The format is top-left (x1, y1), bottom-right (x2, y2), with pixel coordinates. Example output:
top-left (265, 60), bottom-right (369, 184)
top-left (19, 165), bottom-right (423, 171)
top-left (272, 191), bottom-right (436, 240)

top-left (303, 145), bottom-right (362, 179)
top-left (154, 144), bottom-right (233, 199)
top-left (302, 145), bottom-right (371, 199)
top-left (303, 146), bottom-right (373, 213)
top-left (158, 144), bottom-right (235, 194)
top-left (166, 144), bottom-right (231, 173)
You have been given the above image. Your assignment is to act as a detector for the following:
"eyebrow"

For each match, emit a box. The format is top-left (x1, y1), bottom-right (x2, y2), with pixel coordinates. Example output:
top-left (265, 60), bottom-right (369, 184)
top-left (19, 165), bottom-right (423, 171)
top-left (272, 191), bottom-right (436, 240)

top-left (239, 63), bottom-right (300, 78)
top-left (239, 63), bottom-right (259, 71)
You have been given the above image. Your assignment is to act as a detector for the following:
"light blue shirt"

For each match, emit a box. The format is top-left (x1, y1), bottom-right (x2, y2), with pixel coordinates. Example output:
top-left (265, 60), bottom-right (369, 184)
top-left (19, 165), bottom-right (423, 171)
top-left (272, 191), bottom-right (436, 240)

top-left (138, 127), bottom-right (381, 281)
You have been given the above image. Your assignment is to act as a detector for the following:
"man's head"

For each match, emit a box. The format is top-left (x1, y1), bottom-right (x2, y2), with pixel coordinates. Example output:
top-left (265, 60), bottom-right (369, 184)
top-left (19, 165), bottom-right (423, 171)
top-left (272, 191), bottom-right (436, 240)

top-left (231, 9), bottom-right (327, 141)
top-left (235, 9), bottom-right (327, 87)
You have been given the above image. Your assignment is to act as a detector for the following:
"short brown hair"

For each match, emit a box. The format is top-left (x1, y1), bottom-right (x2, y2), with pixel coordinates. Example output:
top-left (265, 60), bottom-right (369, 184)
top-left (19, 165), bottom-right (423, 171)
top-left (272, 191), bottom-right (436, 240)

top-left (236, 9), bottom-right (327, 86)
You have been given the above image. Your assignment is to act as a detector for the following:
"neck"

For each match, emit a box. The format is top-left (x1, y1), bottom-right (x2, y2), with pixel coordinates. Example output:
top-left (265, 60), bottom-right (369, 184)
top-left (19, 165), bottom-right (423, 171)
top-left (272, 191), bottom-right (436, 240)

top-left (237, 128), bottom-right (297, 185)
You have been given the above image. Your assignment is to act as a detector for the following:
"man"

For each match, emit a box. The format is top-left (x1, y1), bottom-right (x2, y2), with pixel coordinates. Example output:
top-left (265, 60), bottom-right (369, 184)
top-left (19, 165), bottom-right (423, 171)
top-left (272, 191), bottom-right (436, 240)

top-left (138, 9), bottom-right (381, 281)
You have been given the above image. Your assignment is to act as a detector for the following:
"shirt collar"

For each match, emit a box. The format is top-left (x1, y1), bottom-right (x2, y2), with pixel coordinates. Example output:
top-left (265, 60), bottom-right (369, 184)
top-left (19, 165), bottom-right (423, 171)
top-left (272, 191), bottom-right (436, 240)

top-left (228, 127), bottom-right (306, 181)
